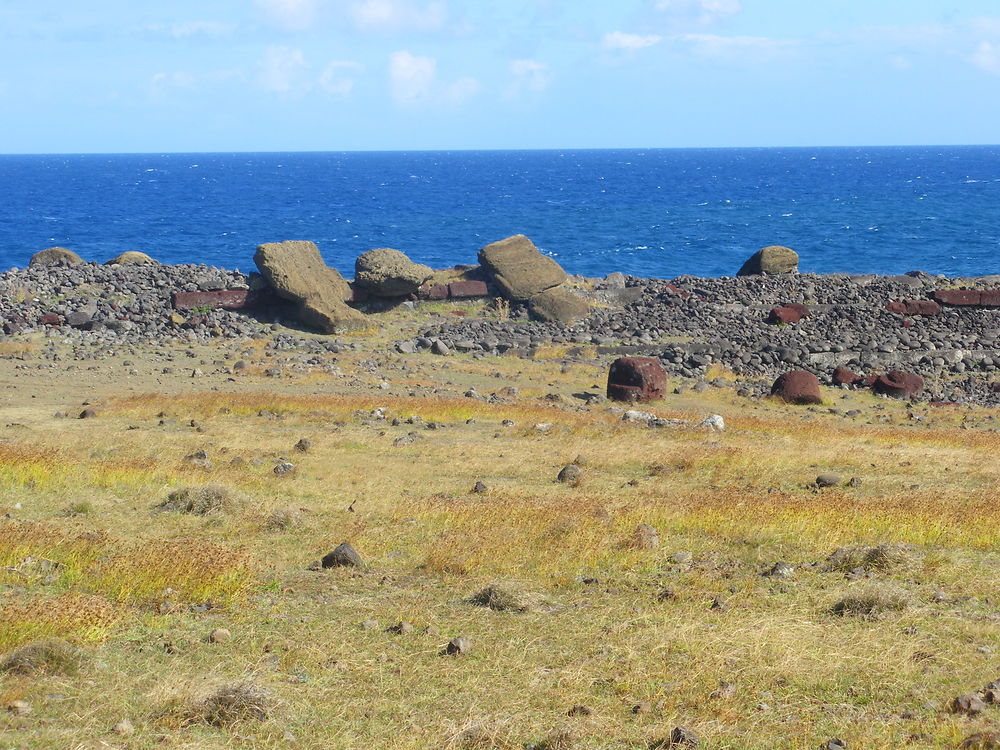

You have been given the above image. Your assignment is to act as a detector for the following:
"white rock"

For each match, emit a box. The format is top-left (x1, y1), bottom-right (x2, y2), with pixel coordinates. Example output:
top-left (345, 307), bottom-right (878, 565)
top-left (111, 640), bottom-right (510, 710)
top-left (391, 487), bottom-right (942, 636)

top-left (698, 414), bottom-right (726, 432)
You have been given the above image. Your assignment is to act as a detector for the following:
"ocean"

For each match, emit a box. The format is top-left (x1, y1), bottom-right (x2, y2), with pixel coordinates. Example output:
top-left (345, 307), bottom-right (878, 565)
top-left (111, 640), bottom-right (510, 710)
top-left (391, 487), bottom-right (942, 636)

top-left (1, 146), bottom-right (998, 279)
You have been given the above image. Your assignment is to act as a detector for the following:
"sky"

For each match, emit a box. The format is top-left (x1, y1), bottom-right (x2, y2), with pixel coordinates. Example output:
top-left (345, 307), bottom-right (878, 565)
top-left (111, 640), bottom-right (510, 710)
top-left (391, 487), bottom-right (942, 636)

top-left (1, 0), bottom-right (1000, 152)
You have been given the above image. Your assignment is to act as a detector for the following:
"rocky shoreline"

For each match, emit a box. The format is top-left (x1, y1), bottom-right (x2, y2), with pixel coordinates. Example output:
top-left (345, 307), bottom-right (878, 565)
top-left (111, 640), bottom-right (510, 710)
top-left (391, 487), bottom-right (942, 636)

top-left (4, 241), bottom-right (1000, 405)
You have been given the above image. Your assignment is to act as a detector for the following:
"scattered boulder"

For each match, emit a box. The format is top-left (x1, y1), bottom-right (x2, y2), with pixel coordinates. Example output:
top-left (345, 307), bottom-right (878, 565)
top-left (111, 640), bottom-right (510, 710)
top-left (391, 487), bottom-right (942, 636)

top-left (653, 725), bottom-right (700, 747)
top-left (607, 357), bottom-right (667, 403)
top-left (29, 246), bottom-right (84, 267)
top-left (767, 305), bottom-right (802, 324)
top-left (104, 251), bottom-right (157, 265)
top-left (527, 286), bottom-right (590, 325)
top-left (873, 370), bottom-right (923, 399)
top-left (764, 561), bottom-right (795, 579)
top-left (321, 542), bottom-right (364, 568)
top-left (736, 245), bottom-right (798, 276)
top-left (632, 523), bottom-right (659, 549)
top-left (208, 628), bottom-right (232, 643)
top-left (445, 636), bottom-right (472, 656)
top-left (815, 473), bottom-right (842, 488)
top-left (477, 234), bottom-right (566, 301)
top-left (950, 694), bottom-right (987, 716)
top-left (961, 732), bottom-right (1000, 749)
top-left (557, 464), bottom-right (583, 484)
top-left (254, 240), bottom-right (367, 333)
top-left (354, 248), bottom-right (432, 297)
top-left (832, 367), bottom-right (862, 386)
top-left (771, 370), bottom-right (822, 405)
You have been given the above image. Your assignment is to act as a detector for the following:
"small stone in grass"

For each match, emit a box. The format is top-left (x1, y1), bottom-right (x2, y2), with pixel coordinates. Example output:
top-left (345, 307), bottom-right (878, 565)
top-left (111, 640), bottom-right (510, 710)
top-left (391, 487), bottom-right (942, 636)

top-left (113, 718), bottom-right (135, 736)
top-left (816, 473), bottom-right (842, 488)
top-left (209, 628), bottom-right (231, 643)
top-left (557, 464), bottom-right (582, 484)
top-left (321, 542), bottom-right (363, 568)
top-left (445, 636), bottom-right (472, 655)
top-left (7, 700), bottom-right (31, 716)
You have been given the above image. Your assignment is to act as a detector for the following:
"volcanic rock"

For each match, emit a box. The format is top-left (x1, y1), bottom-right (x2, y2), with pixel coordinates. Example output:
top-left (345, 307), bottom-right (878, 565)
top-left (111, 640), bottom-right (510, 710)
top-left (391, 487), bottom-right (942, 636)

top-left (104, 251), bottom-right (157, 265)
top-left (832, 367), bottom-right (863, 386)
top-left (768, 306), bottom-right (802, 324)
top-left (321, 542), bottom-right (364, 568)
top-left (607, 357), bottom-right (667, 403)
top-left (527, 286), bottom-right (590, 325)
top-left (448, 280), bottom-right (489, 299)
top-left (737, 245), bottom-right (798, 276)
top-left (873, 370), bottom-right (924, 399)
top-left (771, 370), bottom-right (822, 405)
top-left (354, 248), bottom-right (432, 297)
top-left (254, 240), bottom-right (366, 333)
top-left (477, 234), bottom-right (566, 301)
top-left (29, 247), bottom-right (84, 267)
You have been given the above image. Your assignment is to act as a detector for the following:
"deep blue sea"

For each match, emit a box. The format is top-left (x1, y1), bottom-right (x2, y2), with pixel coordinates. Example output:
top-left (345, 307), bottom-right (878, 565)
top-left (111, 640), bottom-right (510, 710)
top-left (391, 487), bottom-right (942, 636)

top-left (1, 147), bottom-right (999, 278)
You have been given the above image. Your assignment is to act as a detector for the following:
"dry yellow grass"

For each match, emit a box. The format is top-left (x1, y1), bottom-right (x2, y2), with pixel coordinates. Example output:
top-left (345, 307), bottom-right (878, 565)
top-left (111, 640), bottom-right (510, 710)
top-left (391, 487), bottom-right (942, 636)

top-left (1, 339), bottom-right (1000, 748)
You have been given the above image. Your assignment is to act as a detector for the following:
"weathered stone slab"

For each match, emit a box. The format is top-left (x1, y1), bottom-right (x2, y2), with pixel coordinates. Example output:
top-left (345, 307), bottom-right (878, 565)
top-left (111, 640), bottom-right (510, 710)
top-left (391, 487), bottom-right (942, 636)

top-left (478, 235), bottom-right (566, 301)
top-left (172, 290), bottom-right (251, 311)
top-left (448, 280), bottom-right (489, 299)
top-left (886, 299), bottom-right (942, 316)
top-left (29, 247), bottom-right (83, 267)
top-left (355, 248), bottom-right (432, 297)
top-left (736, 246), bottom-right (798, 276)
top-left (254, 240), bottom-right (367, 333)
top-left (418, 283), bottom-right (449, 300)
top-left (934, 289), bottom-right (982, 306)
top-left (527, 286), bottom-right (590, 324)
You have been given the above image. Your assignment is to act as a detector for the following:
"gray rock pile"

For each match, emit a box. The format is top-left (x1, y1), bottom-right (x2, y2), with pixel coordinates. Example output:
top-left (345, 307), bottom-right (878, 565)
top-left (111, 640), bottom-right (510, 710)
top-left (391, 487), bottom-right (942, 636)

top-left (0, 260), bottom-right (269, 341)
top-left (398, 271), bottom-right (1000, 404)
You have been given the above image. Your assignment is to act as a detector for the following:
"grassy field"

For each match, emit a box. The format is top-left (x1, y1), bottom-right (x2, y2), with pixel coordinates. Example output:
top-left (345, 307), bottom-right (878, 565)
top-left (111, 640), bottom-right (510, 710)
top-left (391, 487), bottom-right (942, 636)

top-left (1, 332), bottom-right (1000, 749)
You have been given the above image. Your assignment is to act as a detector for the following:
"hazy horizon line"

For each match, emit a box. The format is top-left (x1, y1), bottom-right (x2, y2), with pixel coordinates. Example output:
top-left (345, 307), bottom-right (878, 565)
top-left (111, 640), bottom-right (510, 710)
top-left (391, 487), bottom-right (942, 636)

top-left (2, 143), bottom-right (999, 157)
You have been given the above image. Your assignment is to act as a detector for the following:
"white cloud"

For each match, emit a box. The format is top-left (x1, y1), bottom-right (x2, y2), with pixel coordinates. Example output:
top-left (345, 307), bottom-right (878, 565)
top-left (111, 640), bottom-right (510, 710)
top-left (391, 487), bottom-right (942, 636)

top-left (352, 0), bottom-right (447, 32)
top-left (258, 45), bottom-right (310, 93)
top-left (603, 31), bottom-right (663, 51)
top-left (973, 41), bottom-right (1000, 75)
top-left (148, 72), bottom-right (197, 91)
top-left (387, 50), bottom-right (478, 105)
top-left (144, 21), bottom-right (234, 38)
top-left (319, 60), bottom-right (363, 96)
top-left (255, 0), bottom-right (318, 31)
top-left (675, 33), bottom-right (796, 58)
top-left (655, 0), bottom-right (742, 24)
top-left (389, 50), bottom-right (436, 103)
top-left (444, 76), bottom-right (480, 103)
top-left (508, 59), bottom-right (550, 96)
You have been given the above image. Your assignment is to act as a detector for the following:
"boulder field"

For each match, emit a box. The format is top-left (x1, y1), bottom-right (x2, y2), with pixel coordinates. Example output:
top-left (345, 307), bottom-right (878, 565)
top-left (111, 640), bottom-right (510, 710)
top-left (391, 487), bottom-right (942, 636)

top-left (5, 240), bottom-right (1000, 405)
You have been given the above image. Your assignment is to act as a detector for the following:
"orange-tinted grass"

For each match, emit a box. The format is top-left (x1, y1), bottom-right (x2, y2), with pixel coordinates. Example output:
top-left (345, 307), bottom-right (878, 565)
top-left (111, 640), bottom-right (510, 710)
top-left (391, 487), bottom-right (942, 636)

top-left (0, 522), bottom-right (254, 606)
top-left (0, 443), bottom-right (173, 491)
top-left (105, 391), bottom-right (629, 427)
top-left (396, 485), bottom-right (1000, 580)
top-left (0, 593), bottom-right (120, 649)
